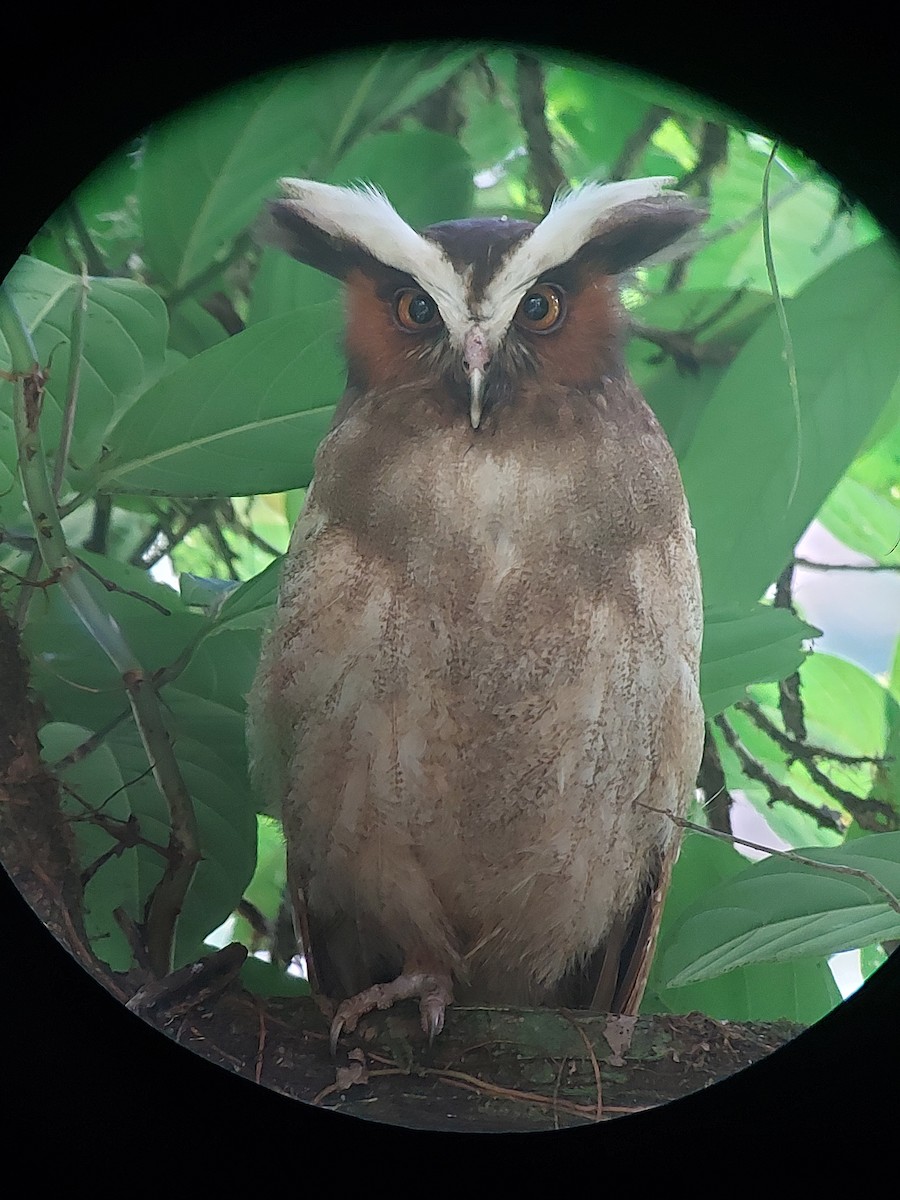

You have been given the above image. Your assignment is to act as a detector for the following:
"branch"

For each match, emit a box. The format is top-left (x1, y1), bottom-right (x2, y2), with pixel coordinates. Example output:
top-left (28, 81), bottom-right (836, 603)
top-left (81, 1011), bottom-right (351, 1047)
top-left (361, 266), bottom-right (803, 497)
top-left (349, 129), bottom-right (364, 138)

top-left (677, 121), bottom-right (729, 195)
top-left (133, 982), bottom-right (805, 1130)
top-left (609, 105), bottom-right (670, 181)
top-left (514, 54), bottom-right (566, 213)
top-left (0, 283), bottom-right (200, 978)
top-left (713, 715), bottom-right (846, 833)
top-left (61, 200), bottom-right (109, 278)
top-left (738, 699), bottom-right (898, 832)
top-left (698, 724), bottom-right (734, 834)
top-left (644, 806), bottom-right (900, 915)
top-left (794, 557), bottom-right (900, 573)
top-left (629, 288), bottom-right (747, 372)
top-left (772, 561), bottom-right (808, 741)
top-left (629, 319), bottom-right (737, 372)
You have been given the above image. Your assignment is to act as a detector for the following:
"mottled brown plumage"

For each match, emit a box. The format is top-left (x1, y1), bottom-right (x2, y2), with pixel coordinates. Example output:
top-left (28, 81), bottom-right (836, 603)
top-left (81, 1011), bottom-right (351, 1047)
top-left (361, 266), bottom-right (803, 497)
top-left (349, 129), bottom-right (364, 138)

top-left (248, 177), bottom-right (706, 1042)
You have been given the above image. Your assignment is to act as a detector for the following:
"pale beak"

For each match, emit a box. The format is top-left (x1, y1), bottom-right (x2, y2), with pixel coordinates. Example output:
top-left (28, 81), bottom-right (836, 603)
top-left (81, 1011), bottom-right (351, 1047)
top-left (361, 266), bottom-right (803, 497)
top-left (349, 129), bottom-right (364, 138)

top-left (462, 327), bottom-right (492, 429)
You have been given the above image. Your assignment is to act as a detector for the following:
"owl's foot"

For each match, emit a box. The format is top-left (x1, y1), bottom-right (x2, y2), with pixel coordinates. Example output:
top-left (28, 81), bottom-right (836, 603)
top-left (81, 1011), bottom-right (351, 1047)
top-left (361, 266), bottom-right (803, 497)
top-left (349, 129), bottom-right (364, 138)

top-left (330, 970), bottom-right (454, 1053)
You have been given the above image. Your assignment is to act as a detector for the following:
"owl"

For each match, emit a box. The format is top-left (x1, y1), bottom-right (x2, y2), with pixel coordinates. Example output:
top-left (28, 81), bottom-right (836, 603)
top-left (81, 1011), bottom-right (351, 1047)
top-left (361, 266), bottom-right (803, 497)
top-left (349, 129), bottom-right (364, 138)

top-left (247, 176), bottom-right (706, 1047)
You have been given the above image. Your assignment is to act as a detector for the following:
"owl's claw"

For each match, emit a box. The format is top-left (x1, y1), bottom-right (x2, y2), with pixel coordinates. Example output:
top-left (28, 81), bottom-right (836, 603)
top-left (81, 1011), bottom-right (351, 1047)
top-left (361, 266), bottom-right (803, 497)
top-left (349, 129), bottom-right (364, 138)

top-left (329, 970), bottom-right (453, 1054)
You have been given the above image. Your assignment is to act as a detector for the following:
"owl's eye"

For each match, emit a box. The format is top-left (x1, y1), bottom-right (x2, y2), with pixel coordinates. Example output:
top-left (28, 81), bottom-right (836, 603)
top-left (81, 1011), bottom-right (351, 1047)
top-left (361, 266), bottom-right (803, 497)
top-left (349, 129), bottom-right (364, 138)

top-left (394, 289), bottom-right (441, 331)
top-left (515, 284), bottom-right (565, 333)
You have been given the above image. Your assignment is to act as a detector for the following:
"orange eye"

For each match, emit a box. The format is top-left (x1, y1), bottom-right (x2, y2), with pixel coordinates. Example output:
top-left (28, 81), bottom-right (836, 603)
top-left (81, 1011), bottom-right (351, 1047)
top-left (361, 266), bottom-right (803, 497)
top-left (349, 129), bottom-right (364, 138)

top-left (394, 289), bottom-right (441, 331)
top-left (515, 284), bottom-right (565, 332)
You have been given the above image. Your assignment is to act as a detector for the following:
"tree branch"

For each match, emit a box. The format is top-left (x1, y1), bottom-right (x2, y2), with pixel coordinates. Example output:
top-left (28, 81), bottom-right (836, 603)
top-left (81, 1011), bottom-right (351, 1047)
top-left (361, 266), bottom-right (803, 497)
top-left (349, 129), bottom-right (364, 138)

top-left (610, 105), bottom-right (670, 181)
top-left (738, 699), bottom-right (898, 832)
top-left (713, 715), bottom-right (846, 833)
top-left (794, 557), bottom-right (900, 573)
top-left (514, 54), bottom-right (566, 213)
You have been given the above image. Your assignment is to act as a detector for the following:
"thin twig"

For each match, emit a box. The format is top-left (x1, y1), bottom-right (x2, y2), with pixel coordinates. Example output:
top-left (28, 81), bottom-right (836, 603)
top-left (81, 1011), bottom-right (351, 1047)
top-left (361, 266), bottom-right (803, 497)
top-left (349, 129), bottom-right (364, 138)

top-left (61, 200), bottom-right (108, 277)
top-left (738, 699), bottom-right (898, 831)
top-left (714, 715), bottom-right (845, 833)
top-left (570, 1020), bottom-right (604, 1121)
top-left (642, 804), bottom-right (900, 916)
top-left (74, 554), bottom-right (173, 616)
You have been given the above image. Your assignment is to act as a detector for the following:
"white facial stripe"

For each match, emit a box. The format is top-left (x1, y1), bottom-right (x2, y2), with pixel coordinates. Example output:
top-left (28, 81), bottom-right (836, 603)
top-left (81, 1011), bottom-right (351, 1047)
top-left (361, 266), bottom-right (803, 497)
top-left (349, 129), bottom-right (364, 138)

top-left (278, 175), bottom-right (680, 355)
top-left (277, 178), bottom-right (472, 334)
top-left (476, 177), bottom-right (678, 344)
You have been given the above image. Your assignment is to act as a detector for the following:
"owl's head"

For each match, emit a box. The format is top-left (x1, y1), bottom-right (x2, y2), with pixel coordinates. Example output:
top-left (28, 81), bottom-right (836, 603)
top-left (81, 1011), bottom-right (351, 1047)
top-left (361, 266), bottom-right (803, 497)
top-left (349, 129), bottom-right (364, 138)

top-left (263, 177), bottom-right (705, 430)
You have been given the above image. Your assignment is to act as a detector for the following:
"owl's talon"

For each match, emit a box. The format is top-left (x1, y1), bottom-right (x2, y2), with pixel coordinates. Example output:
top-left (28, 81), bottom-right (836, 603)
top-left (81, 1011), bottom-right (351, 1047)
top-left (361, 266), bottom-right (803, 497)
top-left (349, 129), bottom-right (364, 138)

top-left (329, 971), bottom-right (453, 1052)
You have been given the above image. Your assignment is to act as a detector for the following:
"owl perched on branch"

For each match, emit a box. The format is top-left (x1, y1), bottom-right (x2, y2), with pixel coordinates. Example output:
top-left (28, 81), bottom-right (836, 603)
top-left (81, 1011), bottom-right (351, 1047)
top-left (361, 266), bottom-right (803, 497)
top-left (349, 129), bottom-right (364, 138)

top-left (248, 176), bottom-right (706, 1047)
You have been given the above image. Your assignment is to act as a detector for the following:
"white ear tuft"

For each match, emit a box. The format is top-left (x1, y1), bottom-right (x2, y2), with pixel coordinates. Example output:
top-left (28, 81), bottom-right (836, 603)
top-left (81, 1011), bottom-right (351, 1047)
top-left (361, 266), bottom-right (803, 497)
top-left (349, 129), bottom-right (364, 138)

top-left (479, 177), bottom-right (687, 340)
top-left (275, 179), bottom-right (468, 327)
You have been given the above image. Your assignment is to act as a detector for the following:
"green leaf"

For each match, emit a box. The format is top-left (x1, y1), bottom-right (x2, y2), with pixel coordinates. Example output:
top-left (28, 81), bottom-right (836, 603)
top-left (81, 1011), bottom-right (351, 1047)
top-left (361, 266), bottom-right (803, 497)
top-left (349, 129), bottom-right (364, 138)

top-left (678, 133), bottom-right (874, 297)
top-left (248, 253), bottom-right (341, 326)
top-left (22, 551), bottom-right (202, 732)
top-left (166, 730), bottom-right (257, 965)
top-left (240, 957), bottom-right (309, 998)
top-left (798, 652), bottom-right (896, 760)
top-left (818, 475), bottom-right (900, 564)
top-left (0, 258), bottom-right (168, 519)
top-left (39, 722), bottom-right (149, 972)
top-left (680, 239), bottom-right (900, 608)
top-left (166, 299), bottom-right (231, 358)
top-left (660, 833), bottom-right (900, 987)
top-left (140, 49), bottom-right (474, 294)
top-left (212, 555), bottom-right (281, 628)
top-left (94, 308), bottom-right (344, 496)
top-left (646, 832), bottom-right (841, 1022)
top-left (330, 130), bottom-right (474, 228)
top-left (179, 573), bottom-right (239, 610)
top-left (458, 57), bottom-right (524, 173)
top-left (628, 288), bottom-right (773, 460)
top-left (546, 67), bottom-right (657, 177)
top-left (700, 603), bottom-right (819, 717)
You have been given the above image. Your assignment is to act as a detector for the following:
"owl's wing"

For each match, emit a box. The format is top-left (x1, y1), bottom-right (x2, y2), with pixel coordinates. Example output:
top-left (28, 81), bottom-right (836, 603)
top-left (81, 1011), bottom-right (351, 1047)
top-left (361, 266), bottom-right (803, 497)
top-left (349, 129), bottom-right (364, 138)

top-left (552, 834), bottom-right (679, 1016)
top-left (599, 836), bottom-right (679, 1015)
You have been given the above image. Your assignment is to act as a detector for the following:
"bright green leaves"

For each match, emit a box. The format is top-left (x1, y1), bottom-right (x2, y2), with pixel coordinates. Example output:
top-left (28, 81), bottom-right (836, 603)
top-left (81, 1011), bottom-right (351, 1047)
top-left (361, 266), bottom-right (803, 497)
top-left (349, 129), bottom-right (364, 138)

top-left (0, 258), bottom-right (168, 526)
top-left (659, 833), bottom-right (900, 990)
top-left (700, 603), bottom-right (820, 718)
top-left (94, 308), bottom-right (344, 496)
top-left (24, 555), bottom-right (274, 971)
top-left (331, 130), bottom-right (474, 229)
top-left (140, 49), bottom-right (474, 295)
top-left (4, 48), bottom-right (899, 1003)
top-left (680, 238), bottom-right (900, 609)
top-left (646, 833), bottom-right (842, 1023)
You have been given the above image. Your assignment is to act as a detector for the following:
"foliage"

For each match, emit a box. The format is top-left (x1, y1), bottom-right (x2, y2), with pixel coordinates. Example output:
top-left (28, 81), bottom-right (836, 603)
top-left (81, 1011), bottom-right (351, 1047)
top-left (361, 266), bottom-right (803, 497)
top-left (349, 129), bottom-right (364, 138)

top-left (1, 46), bottom-right (898, 1020)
